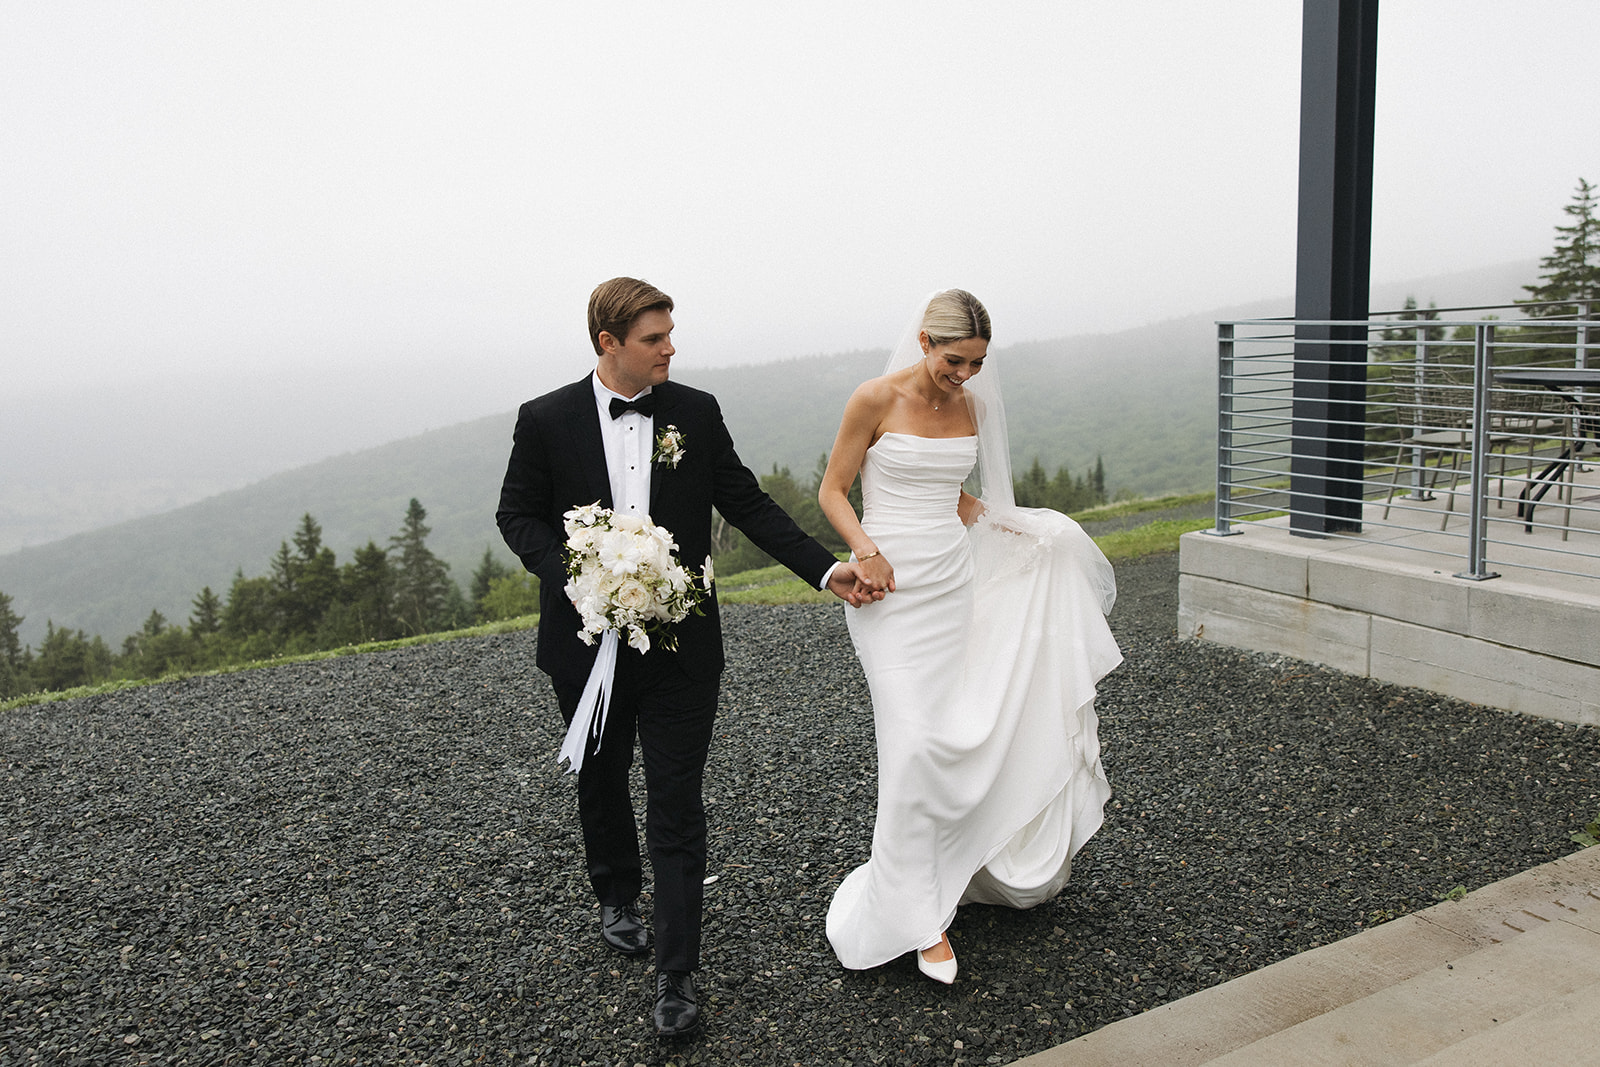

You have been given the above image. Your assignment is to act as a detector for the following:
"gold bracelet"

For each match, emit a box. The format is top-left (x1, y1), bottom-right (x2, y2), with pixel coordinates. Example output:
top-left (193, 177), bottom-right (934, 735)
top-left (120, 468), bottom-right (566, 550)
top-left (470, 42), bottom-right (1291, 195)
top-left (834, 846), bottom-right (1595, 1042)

top-left (856, 550), bottom-right (880, 562)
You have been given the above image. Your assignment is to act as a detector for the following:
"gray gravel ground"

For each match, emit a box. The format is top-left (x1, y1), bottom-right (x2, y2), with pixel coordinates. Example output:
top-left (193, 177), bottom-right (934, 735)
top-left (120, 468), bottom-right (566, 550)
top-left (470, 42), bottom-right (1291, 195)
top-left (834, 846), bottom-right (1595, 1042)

top-left (5, 551), bottom-right (1600, 1066)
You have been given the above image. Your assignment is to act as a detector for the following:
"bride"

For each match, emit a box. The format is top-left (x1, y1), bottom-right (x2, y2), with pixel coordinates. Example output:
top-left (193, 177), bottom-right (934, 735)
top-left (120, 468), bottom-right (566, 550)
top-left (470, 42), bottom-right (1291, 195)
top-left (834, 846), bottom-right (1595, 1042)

top-left (817, 289), bottom-right (1122, 984)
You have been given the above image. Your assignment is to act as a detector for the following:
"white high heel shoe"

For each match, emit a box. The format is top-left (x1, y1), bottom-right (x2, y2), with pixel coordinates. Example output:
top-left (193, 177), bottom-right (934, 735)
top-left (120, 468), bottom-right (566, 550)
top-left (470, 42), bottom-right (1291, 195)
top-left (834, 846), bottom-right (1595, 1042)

top-left (917, 933), bottom-right (957, 984)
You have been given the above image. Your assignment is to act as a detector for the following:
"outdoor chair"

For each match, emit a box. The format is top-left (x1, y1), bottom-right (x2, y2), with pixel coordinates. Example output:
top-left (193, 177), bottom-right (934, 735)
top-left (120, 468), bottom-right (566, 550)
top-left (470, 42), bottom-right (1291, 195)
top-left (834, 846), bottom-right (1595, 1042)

top-left (1379, 366), bottom-right (1564, 529)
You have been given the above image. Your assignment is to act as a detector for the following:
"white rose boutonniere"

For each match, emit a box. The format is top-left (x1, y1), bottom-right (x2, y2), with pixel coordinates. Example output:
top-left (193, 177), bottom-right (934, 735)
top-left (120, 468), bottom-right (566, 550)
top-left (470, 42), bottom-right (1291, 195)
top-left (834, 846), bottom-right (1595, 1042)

top-left (652, 424), bottom-right (687, 468)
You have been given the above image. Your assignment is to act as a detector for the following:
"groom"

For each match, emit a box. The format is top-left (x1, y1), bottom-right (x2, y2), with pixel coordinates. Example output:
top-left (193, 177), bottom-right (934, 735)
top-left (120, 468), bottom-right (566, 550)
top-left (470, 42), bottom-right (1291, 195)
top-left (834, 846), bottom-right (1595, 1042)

top-left (496, 277), bottom-right (877, 1038)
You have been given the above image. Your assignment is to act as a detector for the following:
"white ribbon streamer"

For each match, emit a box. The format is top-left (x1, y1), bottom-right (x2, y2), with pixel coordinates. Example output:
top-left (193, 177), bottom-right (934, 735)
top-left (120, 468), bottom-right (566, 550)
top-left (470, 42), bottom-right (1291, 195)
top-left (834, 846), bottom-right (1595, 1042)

top-left (557, 629), bottom-right (618, 774)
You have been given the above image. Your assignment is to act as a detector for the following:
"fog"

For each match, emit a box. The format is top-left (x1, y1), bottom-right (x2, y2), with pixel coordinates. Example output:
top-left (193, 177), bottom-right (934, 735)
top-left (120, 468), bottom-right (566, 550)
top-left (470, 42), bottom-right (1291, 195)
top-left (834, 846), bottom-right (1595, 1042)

top-left (3, 1), bottom-right (1596, 549)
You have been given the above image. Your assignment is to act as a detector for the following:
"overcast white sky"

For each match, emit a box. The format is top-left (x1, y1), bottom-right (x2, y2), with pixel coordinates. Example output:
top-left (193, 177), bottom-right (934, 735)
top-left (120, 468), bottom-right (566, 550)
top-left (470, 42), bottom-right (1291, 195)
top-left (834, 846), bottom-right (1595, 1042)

top-left (4, 1), bottom-right (1597, 407)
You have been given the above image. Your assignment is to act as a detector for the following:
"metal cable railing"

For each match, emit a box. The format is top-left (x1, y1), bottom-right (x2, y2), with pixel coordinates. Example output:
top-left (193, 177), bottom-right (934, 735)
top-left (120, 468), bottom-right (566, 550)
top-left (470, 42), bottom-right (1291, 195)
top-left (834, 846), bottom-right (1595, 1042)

top-left (1210, 303), bottom-right (1599, 582)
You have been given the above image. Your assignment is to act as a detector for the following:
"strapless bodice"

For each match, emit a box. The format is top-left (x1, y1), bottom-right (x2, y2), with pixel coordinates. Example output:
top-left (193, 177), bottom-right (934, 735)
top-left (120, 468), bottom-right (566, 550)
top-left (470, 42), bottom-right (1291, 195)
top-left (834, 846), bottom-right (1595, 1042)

top-left (859, 432), bottom-right (977, 522)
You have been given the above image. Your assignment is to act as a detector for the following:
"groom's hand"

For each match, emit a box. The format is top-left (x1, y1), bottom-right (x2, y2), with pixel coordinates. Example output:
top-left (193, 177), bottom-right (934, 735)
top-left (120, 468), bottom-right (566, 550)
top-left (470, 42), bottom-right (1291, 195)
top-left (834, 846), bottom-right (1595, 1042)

top-left (827, 561), bottom-right (885, 607)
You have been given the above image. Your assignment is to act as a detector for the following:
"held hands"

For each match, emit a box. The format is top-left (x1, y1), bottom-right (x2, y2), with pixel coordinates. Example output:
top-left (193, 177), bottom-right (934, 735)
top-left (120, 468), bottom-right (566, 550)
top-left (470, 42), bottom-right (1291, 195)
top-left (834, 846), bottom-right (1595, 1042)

top-left (827, 560), bottom-right (888, 608)
top-left (845, 549), bottom-right (896, 603)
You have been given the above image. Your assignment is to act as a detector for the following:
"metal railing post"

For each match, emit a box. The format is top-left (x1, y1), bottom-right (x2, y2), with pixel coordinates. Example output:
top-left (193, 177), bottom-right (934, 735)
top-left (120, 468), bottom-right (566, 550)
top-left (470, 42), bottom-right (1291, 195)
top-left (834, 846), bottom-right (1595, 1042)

top-left (1406, 326), bottom-right (1435, 500)
top-left (1454, 323), bottom-right (1499, 581)
top-left (1577, 299), bottom-right (1591, 369)
top-left (1206, 322), bottom-right (1243, 536)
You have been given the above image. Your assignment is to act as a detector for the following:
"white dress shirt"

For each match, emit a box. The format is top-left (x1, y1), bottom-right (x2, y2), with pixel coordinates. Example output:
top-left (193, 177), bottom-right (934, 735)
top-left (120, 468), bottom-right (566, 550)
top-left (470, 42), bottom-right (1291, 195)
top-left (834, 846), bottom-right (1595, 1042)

top-left (591, 374), bottom-right (652, 517)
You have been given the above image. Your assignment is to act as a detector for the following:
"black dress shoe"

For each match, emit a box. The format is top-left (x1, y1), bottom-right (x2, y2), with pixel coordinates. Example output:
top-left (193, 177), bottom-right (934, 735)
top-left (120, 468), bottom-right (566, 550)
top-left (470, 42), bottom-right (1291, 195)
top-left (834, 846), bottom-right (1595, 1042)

top-left (653, 970), bottom-right (700, 1038)
top-left (599, 903), bottom-right (648, 956)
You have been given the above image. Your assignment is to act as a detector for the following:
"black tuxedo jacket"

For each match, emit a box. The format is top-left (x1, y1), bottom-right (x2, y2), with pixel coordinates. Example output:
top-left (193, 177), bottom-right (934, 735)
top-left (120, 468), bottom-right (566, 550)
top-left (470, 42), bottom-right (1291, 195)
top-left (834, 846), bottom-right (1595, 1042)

top-left (496, 375), bottom-right (838, 687)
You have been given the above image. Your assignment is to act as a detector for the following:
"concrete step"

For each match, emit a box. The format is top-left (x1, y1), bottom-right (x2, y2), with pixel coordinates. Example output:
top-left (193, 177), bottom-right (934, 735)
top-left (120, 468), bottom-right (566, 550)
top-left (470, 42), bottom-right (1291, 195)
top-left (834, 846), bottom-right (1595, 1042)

top-left (1017, 845), bottom-right (1600, 1067)
top-left (1413, 979), bottom-right (1600, 1066)
top-left (1204, 912), bottom-right (1600, 1064)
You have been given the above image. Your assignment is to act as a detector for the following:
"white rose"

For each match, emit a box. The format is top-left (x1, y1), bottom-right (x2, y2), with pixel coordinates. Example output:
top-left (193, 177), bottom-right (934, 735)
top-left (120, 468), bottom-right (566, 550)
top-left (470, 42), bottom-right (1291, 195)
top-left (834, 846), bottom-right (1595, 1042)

top-left (616, 579), bottom-right (653, 614)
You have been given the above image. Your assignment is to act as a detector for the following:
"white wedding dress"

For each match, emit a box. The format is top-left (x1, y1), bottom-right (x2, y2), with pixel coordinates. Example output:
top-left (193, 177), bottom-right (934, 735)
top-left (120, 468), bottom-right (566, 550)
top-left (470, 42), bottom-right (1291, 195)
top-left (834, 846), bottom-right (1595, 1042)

top-left (825, 432), bottom-right (1122, 970)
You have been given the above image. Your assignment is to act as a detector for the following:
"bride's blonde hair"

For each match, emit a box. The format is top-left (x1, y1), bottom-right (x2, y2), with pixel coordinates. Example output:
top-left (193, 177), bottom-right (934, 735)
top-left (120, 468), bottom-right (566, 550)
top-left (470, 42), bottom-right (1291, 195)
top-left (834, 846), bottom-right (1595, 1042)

top-left (922, 289), bottom-right (992, 347)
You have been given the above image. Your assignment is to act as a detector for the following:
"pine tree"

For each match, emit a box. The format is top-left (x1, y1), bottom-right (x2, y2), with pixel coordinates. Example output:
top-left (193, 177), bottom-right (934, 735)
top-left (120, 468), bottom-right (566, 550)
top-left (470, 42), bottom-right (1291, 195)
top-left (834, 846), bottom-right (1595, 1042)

top-left (121, 609), bottom-right (195, 680)
top-left (270, 514), bottom-right (340, 640)
top-left (342, 541), bottom-right (399, 642)
top-left (470, 547), bottom-right (514, 621)
top-left (221, 571), bottom-right (278, 649)
top-left (0, 591), bottom-right (25, 698)
top-left (122, 610), bottom-right (169, 657)
top-left (267, 541), bottom-right (298, 630)
top-left (1522, 178), bottom-right (1600, 315)
top-left (1015, 458), bottom-right (1050, 508)
top-left (292, 513), bottom-right (323, 560)
top-left (1376, 296), bottom-right (1446, 362)
top-left (35, 621), bottom-right (112, 692)
top-left (389, 499), bottom-right (456, 636)
top-left (190, 587), bottom-right (223, 637)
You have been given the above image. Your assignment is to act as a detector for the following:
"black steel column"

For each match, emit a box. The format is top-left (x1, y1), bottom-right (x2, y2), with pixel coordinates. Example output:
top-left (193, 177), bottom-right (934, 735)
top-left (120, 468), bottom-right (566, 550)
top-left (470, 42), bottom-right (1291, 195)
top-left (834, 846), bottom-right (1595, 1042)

top-left (1291, 0), bottom-right (1378, 535)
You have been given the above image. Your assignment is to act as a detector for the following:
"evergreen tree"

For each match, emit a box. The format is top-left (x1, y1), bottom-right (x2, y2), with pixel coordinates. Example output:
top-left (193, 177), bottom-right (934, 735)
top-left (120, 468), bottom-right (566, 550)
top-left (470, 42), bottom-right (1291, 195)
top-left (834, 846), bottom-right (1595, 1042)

top-left (267, 541), bottom-right (298, 631)
top-left (264, 514), bottom-right (342, 642)
top-left (340, 541), bottom-right (399, 643)
top-left (189, 586), bottom-right (223, 637)
top-left (389, 499), bottom-right (457, 636)
top-left (1522, 178), bottom-right (1600, 314)
top-left (0, 591), bottom-right (25, 698)
top-left (293, 515), bottom-right (340, 632)
top-left (1375, 296), bottom-right (1446, 362)
top-left (1012, 456), bottom-right (1108, 512)
top-left (292, 512), bottom-right (323, 559)
top-left (470, 547), bottom-right (514, 621)
top-left (1048, 465), bottom-right (1086, 512)
top-left (221, 571), bottom-right (279, 660)
top-left (35, 621), bottom-right (112, 692)
top-left (121, 610), bottom-right (168, 658)
top-left (315, 540), bottom-right (399, 647)
top-left (120, 609), bottom-right (195, 680)
top-left (1015, 457), bottom-right (1050, 508)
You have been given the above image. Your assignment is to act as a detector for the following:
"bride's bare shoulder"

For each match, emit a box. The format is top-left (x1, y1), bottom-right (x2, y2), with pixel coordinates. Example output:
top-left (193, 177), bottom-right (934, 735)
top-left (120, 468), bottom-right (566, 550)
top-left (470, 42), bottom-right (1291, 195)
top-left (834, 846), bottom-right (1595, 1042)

top-left (854, 365), bottom-right (919, 401)
top-left (847, 372), bottom-right (903, 411)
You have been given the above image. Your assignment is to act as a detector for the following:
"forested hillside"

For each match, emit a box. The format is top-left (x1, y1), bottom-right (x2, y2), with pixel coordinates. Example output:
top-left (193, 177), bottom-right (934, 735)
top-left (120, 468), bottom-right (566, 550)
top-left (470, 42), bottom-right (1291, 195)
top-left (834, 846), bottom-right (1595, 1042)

top-left (0, 261), bottom-right (1534, 648)
top-left (0, 327), bottom-right (1195, 651)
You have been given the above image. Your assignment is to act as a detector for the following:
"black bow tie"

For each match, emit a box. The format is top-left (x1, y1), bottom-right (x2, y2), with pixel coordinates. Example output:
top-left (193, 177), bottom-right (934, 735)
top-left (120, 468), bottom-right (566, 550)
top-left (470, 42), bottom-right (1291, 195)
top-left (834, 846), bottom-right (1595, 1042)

top-left (609, 394), bottom-right (656, 420)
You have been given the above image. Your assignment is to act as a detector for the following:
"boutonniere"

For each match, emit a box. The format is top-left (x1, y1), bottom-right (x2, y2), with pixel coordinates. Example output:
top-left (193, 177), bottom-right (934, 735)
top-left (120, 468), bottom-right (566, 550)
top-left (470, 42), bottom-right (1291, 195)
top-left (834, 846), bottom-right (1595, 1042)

top-left (652, 424), bottom-right (687, 468)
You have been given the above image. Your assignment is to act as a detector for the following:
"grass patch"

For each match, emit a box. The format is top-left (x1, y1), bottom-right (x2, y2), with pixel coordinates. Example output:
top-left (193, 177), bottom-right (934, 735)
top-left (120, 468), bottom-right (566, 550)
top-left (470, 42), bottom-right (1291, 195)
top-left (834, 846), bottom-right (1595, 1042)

top-left (1093, 518), bottom-right (1218, 560)
top-left (1, 615), bottom-right (542, 714)
top-left (1070, 491), bottom-right (1214, 523)
top-left (720, 577), bottom-right (837, 606)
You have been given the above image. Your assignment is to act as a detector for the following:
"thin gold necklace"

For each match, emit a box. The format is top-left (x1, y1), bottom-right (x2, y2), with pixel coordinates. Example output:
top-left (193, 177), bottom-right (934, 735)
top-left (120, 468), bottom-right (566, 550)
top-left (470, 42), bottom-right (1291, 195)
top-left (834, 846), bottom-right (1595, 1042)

top-left (921, 357), bottom-right (944, 410)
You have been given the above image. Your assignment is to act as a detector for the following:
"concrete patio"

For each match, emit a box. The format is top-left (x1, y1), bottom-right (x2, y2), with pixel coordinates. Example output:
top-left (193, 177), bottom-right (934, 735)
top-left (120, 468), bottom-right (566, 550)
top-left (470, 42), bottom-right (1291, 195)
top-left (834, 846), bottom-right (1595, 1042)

top-left (1176, 460), bottom-right (1600, 727)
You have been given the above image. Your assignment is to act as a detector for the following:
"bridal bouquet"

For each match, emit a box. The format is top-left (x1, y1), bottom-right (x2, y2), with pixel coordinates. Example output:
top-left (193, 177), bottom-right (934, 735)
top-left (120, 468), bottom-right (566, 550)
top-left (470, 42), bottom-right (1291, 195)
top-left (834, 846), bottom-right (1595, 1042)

top-left (562, 502), bottom-right (711, 654)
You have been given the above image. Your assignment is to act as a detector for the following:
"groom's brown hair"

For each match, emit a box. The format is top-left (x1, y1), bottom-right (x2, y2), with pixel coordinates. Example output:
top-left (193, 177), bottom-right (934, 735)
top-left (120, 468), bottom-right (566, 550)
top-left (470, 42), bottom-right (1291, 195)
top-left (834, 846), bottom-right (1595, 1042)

top-left (588, 277), bottom-right (675, 356)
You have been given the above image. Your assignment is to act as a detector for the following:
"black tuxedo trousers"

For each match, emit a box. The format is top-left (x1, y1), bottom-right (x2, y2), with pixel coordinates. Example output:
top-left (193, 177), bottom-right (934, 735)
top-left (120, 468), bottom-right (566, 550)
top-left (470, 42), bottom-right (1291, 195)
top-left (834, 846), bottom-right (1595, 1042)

top-left (553, 647), bottom-right (717, 972)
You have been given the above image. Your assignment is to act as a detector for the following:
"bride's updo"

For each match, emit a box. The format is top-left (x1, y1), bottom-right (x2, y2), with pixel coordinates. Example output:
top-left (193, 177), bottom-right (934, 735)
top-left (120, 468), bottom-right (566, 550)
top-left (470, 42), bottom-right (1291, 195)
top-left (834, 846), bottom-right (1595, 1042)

top-left (922, 289), bottom-right (992, 347)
